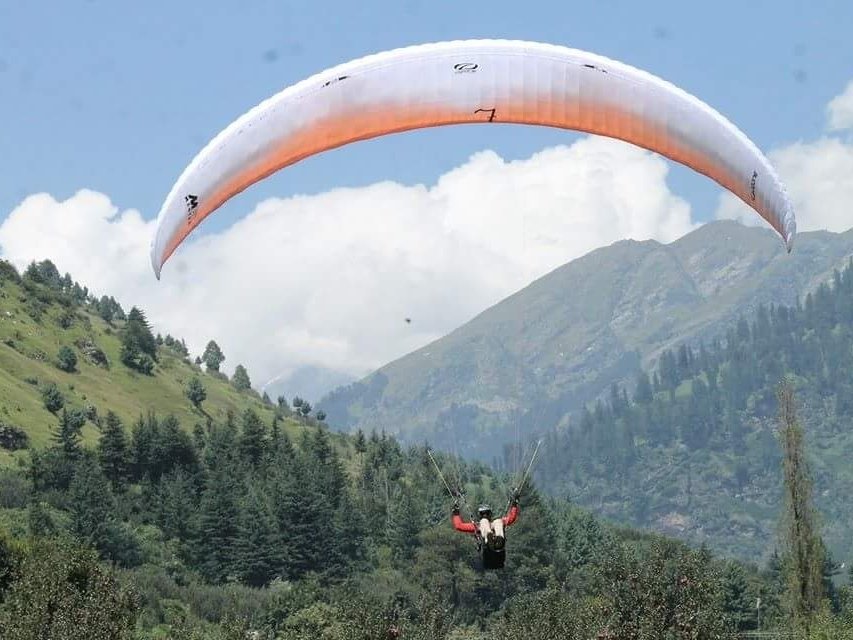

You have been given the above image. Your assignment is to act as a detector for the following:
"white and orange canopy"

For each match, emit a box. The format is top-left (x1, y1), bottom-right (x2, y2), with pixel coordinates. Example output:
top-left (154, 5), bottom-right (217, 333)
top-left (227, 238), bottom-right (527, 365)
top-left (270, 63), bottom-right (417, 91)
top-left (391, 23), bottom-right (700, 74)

top-left (150, 39), bottom-right (795, 278)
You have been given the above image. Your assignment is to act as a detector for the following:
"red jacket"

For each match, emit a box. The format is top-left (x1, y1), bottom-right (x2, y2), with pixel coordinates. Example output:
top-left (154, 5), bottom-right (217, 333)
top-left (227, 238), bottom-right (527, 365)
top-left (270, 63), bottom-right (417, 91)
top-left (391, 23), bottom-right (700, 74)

top-left (452, 504), bottom-right (519, 534)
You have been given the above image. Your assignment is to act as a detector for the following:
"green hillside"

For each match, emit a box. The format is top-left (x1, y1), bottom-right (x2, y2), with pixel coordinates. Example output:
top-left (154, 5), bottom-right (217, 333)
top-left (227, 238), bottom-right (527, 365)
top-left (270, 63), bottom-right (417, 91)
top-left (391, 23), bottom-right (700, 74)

top-left (0, 259), bottom-right (294, 465)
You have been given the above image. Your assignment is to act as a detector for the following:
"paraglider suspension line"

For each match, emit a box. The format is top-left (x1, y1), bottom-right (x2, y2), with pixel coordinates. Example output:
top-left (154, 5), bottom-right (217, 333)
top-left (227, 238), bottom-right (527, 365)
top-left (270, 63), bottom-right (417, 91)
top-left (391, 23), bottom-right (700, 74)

top-left (518, 438), bottom-right (542, 493)
top-left (427, 448), bottom-right (479, 546)
top-left (427, 448), bottom-right (455, 501)
top-left (504, 438), bottom-right (542, 514)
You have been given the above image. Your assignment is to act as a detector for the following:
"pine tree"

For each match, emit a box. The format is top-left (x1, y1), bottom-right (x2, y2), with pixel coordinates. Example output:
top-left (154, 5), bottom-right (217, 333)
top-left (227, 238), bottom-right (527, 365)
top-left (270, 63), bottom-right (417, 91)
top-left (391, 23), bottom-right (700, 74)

top-left (52, 408), bottom-right (85, 457)
top-left (271, 427), bottom-right (294, 464)
top-left (126, 307), bottom-right (156, 356)
top-left (231, 364), bottom-right (252, 391)
top-left (497, 487), bottom-right (555, 596)
top-left (269, 460), bottom-right (332, 579)
top-left (234, 483), bottom-right (279, 587)
top-left (119, 340), bottom-right (140, 369)
top-left (354, 429), bottom-right (367, 456)
top-left (130, 413), bottom-right (160, 482)
top-left (97, 411), bottom-right (130, 491)
top-left (192, 423), bottom-right (206, 451)
top-left (157, 471), bottom-right (197, 543)
top-left (677, 343), bottom-right (694, 376)
top-left (112, 297), bottom-right (126, 321)
top-left (120, 308), bottom-right (157, 372)
top-left (277, 395), bottom-right (289, 412)
top-left (195, 424), bottom-right (241, 583)
top-left (185, 376), bottom-right (206, 409)
top-left (326, 489), bottom-right (367, 578)
top-left (633, 371), bottom-right (653, 405)
top-left (556, 507), bottom-right (611, 575)
top-left (721, 561), bottom-right (755, 631)
top-left (97, 295), bottom-right (114, 323)
top-left (69, 456), bottom-right (116, 555)
top-left (154, 414), bottom-right (198, 481)
top-left (658, 349), bottom-right (678, 390)
top-left (305, 427), bottom-right (346, 506)
top-left (387, 485), bottom-right (423, 562)
top-left (202, 340), bottom-right (226, 372)
top-left (239, 409), bottom-right (266, 468)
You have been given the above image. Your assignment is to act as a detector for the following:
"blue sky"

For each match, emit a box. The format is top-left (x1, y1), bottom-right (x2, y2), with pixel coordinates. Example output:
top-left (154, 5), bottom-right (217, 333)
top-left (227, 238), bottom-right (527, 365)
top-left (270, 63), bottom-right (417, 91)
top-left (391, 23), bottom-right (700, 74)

top-left (2, 0), bottom-right (852, 400)
top-left (2, 0), bottom-right (850, 225)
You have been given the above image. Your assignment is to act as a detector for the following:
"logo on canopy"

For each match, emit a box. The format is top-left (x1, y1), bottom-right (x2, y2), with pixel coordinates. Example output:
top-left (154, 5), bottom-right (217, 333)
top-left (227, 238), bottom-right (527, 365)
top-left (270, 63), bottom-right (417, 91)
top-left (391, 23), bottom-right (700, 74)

top-left (185, 194), bottom-right (199, 222)
top-left (454, 63), bottom-right (479, 73)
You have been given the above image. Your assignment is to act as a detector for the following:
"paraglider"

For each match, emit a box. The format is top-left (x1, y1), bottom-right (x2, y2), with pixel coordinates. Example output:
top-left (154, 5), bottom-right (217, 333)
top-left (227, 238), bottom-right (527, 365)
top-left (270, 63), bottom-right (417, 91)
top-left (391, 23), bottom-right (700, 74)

top-left (151, 39), bottom-right (796, 278)
top-left (148, 39), bottom-right (798, 570)
top-left (452, 495), bottom-right (520, 570)
top-left (428, 441), bottom-right (539, 570)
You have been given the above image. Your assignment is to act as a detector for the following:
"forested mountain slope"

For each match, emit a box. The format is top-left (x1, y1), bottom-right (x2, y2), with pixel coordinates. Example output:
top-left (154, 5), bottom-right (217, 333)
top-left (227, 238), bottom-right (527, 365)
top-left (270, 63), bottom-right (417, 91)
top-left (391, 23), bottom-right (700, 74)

top-left (535, 258), bottom-right (853, 564)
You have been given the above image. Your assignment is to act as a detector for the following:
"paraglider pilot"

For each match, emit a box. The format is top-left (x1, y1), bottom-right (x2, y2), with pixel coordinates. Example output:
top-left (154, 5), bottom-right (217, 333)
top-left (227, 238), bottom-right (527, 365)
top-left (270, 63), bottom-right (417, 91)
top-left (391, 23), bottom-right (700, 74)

top-left (452, 490), bottom-right (520, 569)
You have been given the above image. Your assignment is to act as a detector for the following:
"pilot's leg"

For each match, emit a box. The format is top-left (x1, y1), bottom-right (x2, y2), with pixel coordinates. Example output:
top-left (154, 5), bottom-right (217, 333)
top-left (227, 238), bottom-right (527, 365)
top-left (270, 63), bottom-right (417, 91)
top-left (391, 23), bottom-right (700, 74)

top-left (480, 518), bottom-right (496, 549)
top-left (492, 518), bottom-right (505, 550)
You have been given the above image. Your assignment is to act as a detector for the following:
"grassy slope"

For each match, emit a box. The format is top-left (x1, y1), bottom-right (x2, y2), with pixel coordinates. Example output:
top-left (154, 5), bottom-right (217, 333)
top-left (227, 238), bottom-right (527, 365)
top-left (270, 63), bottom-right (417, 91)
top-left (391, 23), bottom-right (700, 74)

top-left (0, 275), bottom-right (305, 466)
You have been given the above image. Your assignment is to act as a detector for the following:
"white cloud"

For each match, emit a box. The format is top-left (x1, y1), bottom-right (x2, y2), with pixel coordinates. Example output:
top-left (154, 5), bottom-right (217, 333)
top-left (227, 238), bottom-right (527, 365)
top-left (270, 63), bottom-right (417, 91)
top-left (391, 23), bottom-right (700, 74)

top-left (0, 137), bottom-right (695, 395)
top-left (716, 81), bottom-right (853, 233)
top-left (828, 80), bottom-right (853, 132)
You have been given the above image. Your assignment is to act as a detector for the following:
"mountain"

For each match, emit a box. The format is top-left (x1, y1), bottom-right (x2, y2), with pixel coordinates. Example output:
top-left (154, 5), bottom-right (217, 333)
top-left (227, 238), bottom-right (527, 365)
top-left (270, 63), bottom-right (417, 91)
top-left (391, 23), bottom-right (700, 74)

top-left (319, 221), bottom-right (853, 460)
top-left (262, 364), bottom-right (356, 407)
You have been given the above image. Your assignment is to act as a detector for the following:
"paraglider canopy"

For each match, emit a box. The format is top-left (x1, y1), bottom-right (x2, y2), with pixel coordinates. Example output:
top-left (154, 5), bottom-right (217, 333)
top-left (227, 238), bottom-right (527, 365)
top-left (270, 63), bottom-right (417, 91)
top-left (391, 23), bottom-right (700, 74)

top-left (150, 39), bottom-right (795, 278)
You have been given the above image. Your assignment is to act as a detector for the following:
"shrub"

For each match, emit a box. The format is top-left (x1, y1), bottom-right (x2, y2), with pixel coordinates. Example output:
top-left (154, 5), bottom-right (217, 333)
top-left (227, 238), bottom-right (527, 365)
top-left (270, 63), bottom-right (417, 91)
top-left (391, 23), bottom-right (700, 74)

top-left (56, 345), bottom-right (78, 373)
top-left (0, 422), bottom-right (29, 451)
top-left (0, 538), bottom-right (140, 639)
top-left (56, 309), bottom-right (76, 329)
top-left (41, 383), bottom-right (64, 414)
top-left (137, 354), bottom-right (155, 375)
